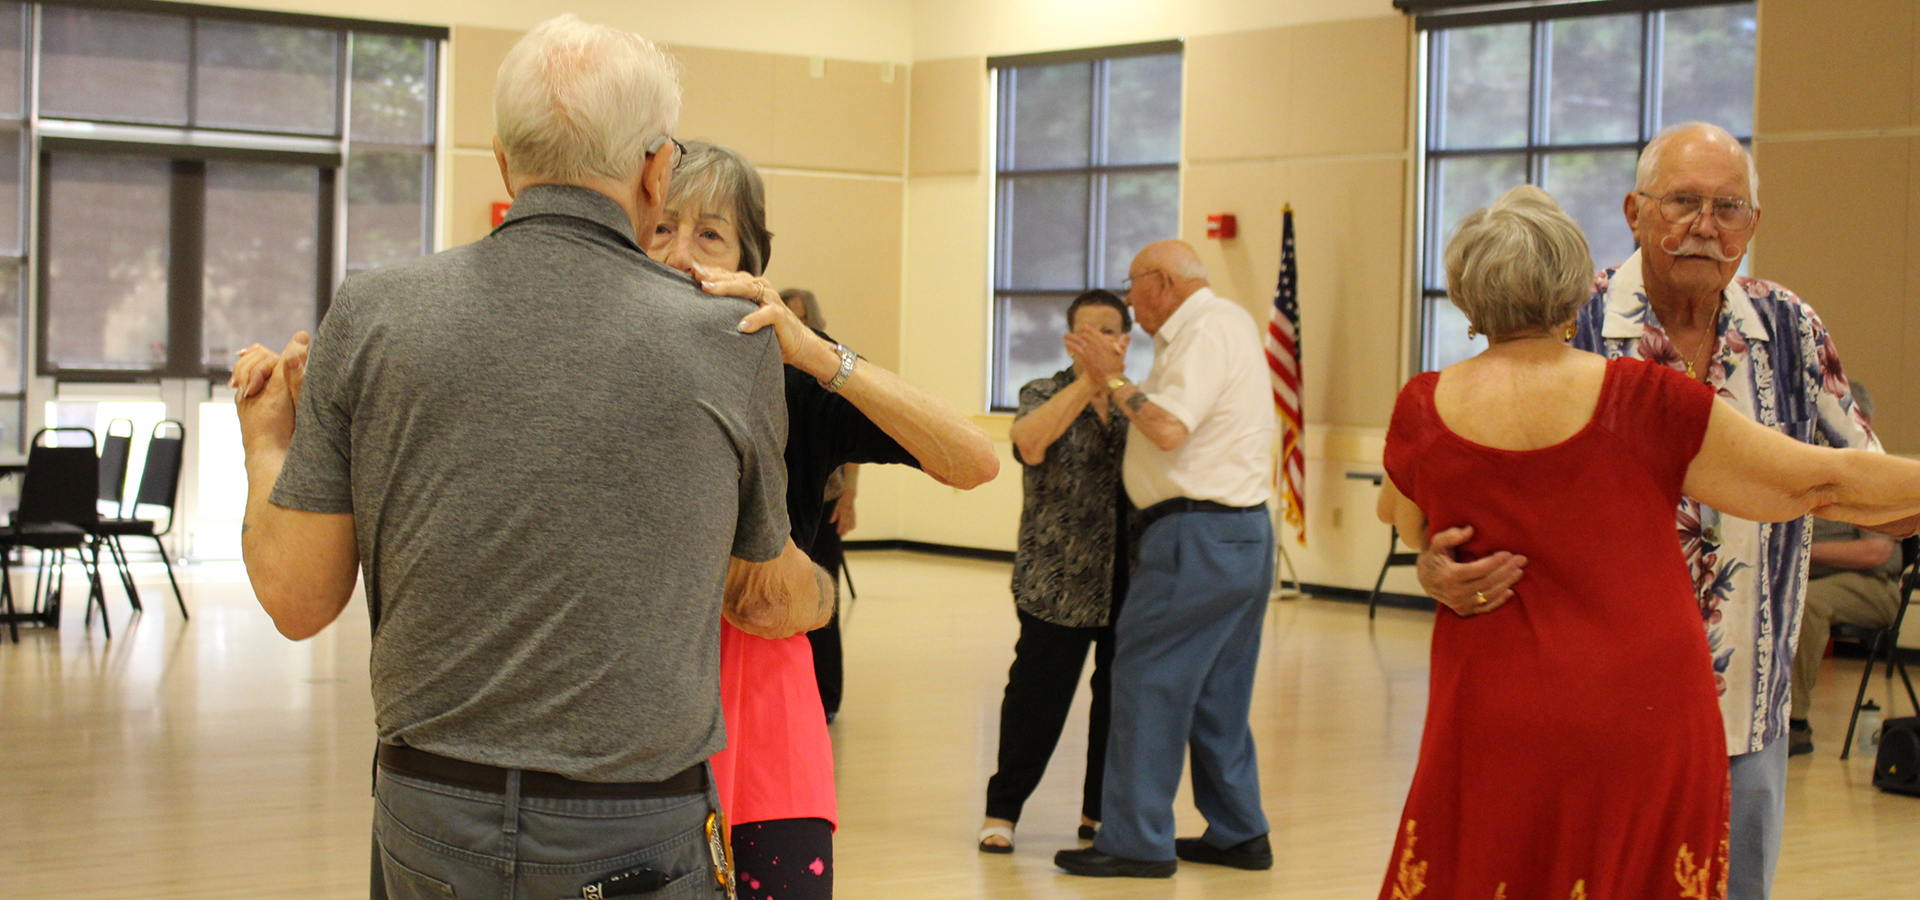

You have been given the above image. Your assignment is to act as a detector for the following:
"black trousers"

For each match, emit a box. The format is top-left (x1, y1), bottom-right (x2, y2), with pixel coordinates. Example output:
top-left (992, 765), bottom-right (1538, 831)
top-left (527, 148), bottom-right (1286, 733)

top-left (804, 501), bottom-right (845, 718)
top-left (983, 605), bottom-right (1118, 824)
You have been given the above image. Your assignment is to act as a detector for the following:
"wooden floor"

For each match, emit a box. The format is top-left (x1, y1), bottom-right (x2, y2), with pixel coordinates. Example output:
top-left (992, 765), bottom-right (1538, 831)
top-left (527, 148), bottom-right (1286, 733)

top-left (1, 550), bottom-right (1914, 898)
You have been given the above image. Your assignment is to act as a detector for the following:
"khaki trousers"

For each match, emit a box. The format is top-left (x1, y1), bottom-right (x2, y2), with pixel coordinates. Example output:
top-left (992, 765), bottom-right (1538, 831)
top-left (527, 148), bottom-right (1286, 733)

top-left (1790, 570), bottom-right (1900, 721)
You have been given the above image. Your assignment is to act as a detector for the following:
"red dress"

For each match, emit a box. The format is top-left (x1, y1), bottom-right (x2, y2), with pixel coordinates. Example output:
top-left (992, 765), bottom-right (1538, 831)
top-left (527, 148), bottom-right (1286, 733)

top-left (1377, 359), bottom-right (1728, 900)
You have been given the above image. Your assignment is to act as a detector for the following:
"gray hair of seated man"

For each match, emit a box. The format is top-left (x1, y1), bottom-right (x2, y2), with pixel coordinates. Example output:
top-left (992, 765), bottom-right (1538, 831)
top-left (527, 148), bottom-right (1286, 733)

top-left (666, 140), bottom-right (773, 277)
top-left (1444, 185), bottom-right (1593, 340)
top-left (493, 15), bottom-right (681, 184)
top-left (780, 288), bottom-right (826, 330)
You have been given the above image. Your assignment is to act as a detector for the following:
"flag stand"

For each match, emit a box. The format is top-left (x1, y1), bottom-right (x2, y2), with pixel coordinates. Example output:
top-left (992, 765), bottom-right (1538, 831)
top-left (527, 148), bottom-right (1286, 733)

top-left (1271, 534), bottom-right (1304, 601)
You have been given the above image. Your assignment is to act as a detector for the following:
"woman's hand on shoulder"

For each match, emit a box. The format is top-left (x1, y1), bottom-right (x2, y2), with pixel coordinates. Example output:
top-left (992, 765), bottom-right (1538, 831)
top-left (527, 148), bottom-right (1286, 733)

top-left (698, 266), bottom-right (838, 378)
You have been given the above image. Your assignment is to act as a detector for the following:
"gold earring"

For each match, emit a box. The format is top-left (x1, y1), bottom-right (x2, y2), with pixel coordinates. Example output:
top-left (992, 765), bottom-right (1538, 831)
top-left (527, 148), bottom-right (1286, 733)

top-left (1467, 325), bottom-right (1478, 339)
top-left (1564, 323), bottom-right (1575, 341)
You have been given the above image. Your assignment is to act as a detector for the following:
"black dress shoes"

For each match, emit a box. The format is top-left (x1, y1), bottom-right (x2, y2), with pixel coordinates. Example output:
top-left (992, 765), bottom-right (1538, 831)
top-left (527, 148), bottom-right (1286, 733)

top-left (1174, 833), bottom-right (1274, 870)
top-left (1053, 847), bottom-right (1176, 878)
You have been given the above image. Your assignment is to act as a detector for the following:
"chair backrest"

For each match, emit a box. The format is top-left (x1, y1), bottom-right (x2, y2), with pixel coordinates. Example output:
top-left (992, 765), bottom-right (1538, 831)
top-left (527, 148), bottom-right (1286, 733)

top-left (19, 427), bottom-right (99, 527)
top-left (97, 418), bottom-right (133, 509)
top-left (1890, 536), bottom-right (1919, 640)
top-left (129, 421), bottom-right (186, 534)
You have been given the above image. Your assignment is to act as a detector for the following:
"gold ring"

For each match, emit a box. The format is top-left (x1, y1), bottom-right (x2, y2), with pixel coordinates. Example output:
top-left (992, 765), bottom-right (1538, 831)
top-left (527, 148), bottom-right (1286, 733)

top-left (1474, 591), bottom-right (1489, 605)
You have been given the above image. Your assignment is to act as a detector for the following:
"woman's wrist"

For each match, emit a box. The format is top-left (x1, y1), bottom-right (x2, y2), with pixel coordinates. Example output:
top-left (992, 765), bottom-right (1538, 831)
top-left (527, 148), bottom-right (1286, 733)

top-left (799, 333), bottom-right (842, 381)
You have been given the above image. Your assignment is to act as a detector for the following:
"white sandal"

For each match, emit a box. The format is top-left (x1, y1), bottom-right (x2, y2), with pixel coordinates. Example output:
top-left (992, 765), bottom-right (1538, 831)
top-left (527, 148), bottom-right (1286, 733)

top-left (977, 825), bottom-right (1015, 854)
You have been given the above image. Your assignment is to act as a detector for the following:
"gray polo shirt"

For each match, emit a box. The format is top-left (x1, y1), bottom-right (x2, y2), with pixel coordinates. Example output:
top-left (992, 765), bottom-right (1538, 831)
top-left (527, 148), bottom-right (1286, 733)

top-left (271, 184), bottom-right (789, 782)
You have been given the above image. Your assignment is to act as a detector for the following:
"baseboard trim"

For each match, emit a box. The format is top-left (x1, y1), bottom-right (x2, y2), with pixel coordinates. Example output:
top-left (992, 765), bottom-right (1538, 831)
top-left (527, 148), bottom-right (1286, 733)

top-left (843, 542), bottom-right (1439, 611)
top-left (843, 539), bottom-right (1016, 563)
top-left (1300, 583), bottom-right (1435, 612)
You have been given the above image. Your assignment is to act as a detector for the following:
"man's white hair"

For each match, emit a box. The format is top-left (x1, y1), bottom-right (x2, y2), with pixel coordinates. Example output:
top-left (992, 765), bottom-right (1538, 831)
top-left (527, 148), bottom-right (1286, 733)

top-left (1634, 121), bottom-right (1761, 206)
top-left (493, 15), bottom-right (682, 184)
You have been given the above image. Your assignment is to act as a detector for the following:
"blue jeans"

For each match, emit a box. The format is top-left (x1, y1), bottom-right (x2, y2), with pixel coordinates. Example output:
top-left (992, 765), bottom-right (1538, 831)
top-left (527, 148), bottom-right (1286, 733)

top-left (1095, 506), bottom-right (1274, 861)
top-left (370, 767), bottom-right (726, 900)
top-left (1727, 738), bottom-right (1787, 900)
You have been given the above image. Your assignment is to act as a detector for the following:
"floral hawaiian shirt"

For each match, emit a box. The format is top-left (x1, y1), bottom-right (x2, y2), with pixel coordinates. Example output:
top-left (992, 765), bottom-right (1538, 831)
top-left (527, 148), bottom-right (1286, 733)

top-left (1572, 250), bottom-right (1882, 755)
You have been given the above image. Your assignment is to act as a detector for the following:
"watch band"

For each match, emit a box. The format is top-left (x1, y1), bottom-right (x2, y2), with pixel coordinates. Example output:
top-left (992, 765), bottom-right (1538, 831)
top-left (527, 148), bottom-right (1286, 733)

top-left (824, 343), bottom-right (857, 392)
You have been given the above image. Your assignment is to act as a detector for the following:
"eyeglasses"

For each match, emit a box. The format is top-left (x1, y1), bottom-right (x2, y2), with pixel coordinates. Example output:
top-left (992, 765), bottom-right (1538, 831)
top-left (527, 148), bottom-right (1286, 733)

top-left (646, 134), bottom-right (689, 171)
top-left (1638, 191), bottom-right (1758, 231)
top-left (1123, 270), bottom-right (1166, 291)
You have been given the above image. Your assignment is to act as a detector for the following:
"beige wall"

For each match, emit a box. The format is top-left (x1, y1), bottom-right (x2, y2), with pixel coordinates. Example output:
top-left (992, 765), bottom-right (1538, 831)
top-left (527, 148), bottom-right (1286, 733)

top-left (1749, 0), bottom-right (1920, 455)
top-left (881, 13), bottom-right (1427, 597)
top-left (442, 28), bottom-right (910, 372)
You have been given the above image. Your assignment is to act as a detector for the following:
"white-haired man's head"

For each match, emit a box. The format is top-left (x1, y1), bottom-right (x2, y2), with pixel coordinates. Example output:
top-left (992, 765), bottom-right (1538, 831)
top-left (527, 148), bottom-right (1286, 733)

top-left (493, 15), bottom-right (682, 184)
top-left (1634, 122), bottom-right (1759, 207)
top-left (1624, 122), bottom-right (1763, 305)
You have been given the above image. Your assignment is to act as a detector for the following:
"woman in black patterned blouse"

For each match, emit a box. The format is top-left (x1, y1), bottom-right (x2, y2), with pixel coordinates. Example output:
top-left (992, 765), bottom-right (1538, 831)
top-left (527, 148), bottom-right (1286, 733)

top-left (979, 290), bottom-right (1137, 854)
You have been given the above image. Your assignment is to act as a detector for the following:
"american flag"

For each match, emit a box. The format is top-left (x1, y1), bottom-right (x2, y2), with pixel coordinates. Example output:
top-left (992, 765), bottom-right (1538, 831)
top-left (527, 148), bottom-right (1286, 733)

top-left (1266, 205), bottom-right (1306, 545)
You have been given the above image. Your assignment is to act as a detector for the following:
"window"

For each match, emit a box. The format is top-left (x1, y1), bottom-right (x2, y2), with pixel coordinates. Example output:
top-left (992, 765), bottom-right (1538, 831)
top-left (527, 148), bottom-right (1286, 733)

top-left (19, 4), bottom-right (443, 384)
top-left (988, 43), bottom-right (1181, 410)
top-left (0, 4), bottom-right (23, 448)
top-left (1416, 2), bottom-right (1757, 370)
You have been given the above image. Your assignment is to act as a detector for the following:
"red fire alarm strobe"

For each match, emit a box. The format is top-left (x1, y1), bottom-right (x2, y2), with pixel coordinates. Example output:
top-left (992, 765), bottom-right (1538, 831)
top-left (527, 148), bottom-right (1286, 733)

top-left (491, 201), bottom-right (512, 228)
top-left (1206, 213), bottom-right (1237, 240)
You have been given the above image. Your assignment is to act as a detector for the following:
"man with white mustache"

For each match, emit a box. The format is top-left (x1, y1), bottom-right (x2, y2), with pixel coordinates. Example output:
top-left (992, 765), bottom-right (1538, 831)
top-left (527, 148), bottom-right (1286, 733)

top-left (1416, 121), bottom-right (1917, 900)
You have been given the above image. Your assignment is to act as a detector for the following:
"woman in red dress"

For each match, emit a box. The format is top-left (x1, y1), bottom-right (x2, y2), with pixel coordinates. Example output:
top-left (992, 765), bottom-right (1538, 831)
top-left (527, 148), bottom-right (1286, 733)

top-left (1376, 186), bottom-right (1920, 900)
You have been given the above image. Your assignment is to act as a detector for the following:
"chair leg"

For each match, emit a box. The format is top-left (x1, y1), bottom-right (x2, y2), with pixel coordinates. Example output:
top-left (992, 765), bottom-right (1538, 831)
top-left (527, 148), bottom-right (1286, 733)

top-left (2, 553), bottom-right (15, 644)
top-left (106, 536), bottom-right (141, 612)
top-left (151, 535), bottom-right (187, 620)
top-left (1840, 632), bottom-right (1885, 760)
top-left (85, 547), bottom-right (110, 640)
top-left (1367, 528), bottom-right (1398, 621)
top-left (1896, 658), bottom-right (1919, 717)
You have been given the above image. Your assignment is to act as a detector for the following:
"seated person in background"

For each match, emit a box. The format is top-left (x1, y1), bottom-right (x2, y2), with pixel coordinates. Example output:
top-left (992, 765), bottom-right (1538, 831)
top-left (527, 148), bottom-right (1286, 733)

top-left (1790, 385), bottom-right (1907, 756)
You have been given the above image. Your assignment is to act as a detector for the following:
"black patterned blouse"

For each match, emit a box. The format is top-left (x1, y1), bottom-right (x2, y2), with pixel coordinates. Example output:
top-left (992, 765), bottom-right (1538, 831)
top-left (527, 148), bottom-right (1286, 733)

top-left (1010, 369), bottom-right (1136, 628)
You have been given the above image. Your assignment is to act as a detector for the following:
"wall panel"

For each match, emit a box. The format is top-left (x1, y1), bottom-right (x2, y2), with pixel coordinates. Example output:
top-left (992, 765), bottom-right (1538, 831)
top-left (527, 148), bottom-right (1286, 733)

top-left (1184, 28), bottom-right (1291, 163)
top-left (1755, 0), bottom-right (1914, 133)
top-left (669, 45), bottom-right (779, 162)
top-left (1287, 16), bottom-right (1410, 158)
top-left (1748, 137), bottom-right (1911, 452)
top-left (770, 57), bottom-right (907, 175)
top-left (908, 57), bottom-right (985, 177)
top-left (449, 26), bottom-right (522, 151)
top-left (761, 173), bottom-right (904, 371)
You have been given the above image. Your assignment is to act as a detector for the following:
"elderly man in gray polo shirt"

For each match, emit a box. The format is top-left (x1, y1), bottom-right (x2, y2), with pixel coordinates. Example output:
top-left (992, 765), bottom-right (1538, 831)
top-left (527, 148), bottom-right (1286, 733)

top-left (232, 16), bottom-right (828, 899)
top-left (1054, 240), bottom-right (1278, 878)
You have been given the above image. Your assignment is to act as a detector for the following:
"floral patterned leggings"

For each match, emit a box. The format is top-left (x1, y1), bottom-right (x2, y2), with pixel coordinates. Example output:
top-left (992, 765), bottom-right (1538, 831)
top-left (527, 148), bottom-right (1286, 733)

top-left (732, 817), bottom-right (833, 900)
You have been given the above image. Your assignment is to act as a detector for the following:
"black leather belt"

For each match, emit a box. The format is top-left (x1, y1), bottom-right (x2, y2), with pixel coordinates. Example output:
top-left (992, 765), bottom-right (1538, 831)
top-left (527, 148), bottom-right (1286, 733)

top-left (1136, 497), bottom-right (1266, 533)
top-left (377, 743), bottom-right (706, 800)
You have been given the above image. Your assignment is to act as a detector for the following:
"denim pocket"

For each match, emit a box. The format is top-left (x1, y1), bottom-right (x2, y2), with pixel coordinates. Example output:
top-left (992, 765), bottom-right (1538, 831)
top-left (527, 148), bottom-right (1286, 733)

top-left (377, 843), bottom-right (457, 900)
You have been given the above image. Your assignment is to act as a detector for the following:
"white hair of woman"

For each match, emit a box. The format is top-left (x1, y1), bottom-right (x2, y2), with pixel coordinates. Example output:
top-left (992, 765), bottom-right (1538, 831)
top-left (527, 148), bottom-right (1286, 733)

top-left (1444, 185), bottom-right (1593, 339)
top-left (493, 14), bottom-right (682, 183)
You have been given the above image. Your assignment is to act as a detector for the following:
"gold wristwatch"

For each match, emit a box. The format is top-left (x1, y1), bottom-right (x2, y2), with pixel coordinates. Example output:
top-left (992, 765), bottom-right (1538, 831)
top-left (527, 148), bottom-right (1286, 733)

top-left (1106, 377), bottom-right (1129, 393)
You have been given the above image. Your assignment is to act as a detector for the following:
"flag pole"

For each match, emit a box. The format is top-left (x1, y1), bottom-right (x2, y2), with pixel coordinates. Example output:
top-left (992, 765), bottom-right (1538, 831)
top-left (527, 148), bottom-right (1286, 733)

top-left (1268, 201), bottom-right (1304, 600)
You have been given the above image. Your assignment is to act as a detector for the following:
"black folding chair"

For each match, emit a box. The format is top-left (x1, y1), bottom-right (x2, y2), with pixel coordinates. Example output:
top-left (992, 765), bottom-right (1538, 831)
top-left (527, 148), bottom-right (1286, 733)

top-left (1367, 526), bottom-right (1420, 619)
top-left (1, 428), bottom-right (109, 641)
top-left (92, 421), bottom-right (188, 620)
top-left (1838, 536), bottom-right (1919, 760)
top-left (92, 418), bottom-right (142, 610)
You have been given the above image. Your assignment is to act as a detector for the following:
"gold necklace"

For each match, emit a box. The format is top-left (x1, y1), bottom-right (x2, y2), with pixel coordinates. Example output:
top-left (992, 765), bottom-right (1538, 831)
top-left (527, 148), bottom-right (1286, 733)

top-left (1672, 302), bottom-right (1724, 380)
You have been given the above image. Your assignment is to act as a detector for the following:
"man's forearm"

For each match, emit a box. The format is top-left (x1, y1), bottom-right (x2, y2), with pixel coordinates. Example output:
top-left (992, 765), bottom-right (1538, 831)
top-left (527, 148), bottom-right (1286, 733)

top-left (241, 447), bottom-right (359, 639)
top-left (1111, 383), bottom-right (1189, 450)
top-left (724, 539), bottom-right (835, 639)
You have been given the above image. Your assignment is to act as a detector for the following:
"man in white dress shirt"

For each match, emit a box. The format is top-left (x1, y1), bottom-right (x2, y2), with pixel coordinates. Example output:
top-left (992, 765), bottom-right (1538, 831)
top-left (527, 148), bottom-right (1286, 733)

top-left (1054, 240), bottom-right (1278, 878)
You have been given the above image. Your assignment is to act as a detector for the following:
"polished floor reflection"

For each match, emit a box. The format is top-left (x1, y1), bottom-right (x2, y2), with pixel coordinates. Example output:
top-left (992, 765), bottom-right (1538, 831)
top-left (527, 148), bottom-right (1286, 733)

top-left (1, 551), bottom-right (1913, 898)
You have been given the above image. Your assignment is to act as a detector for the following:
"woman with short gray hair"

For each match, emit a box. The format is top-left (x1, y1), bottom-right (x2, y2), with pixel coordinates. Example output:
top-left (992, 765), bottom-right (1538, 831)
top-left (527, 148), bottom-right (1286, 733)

top-left (1368, 185), bottom-right (1920, 897)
